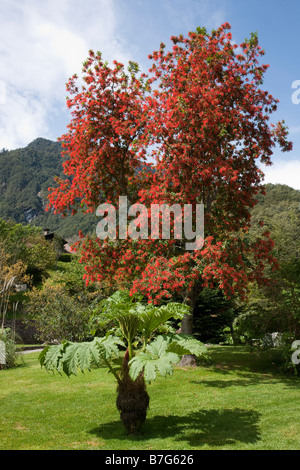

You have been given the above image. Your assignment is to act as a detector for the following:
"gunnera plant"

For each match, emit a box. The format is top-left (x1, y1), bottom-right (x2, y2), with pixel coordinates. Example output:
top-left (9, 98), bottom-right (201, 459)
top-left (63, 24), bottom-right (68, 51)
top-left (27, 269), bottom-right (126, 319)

top-left (39, 291), bottom-right (208, 433)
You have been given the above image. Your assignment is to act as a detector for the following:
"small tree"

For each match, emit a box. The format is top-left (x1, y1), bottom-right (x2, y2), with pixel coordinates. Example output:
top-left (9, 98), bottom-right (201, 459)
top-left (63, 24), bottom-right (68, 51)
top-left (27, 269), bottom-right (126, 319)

top-left (0, 219), bottom-right (57, 285)
top-left (39, 291), bottom-right (207, 433)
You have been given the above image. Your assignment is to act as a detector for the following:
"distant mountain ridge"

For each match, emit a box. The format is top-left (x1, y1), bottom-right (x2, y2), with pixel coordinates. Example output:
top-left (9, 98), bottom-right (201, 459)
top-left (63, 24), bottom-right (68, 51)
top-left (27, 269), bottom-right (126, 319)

top-left (0, 138), bottom-right (97, 238)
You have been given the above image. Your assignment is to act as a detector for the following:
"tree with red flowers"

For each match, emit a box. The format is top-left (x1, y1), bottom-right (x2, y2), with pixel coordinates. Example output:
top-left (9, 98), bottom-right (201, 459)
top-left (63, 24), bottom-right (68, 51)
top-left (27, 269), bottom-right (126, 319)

top-left (48, 24), bottom-right (292, 336)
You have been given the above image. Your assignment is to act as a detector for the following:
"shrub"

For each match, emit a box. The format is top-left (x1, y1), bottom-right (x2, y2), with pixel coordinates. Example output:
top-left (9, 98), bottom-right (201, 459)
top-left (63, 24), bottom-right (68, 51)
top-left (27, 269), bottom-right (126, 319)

top-left (25, 285), bottom-right (91, 343)
top-left (193, 288), bottom-right (237, 344)
top-left (258, 334), bottom-right (300, 376)
top-left (0, 327), bottom-right (22, 369)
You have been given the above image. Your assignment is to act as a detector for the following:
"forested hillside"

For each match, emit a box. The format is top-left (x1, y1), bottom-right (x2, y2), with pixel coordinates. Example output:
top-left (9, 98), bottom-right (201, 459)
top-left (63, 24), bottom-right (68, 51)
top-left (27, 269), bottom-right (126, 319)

top-left (0, 138), bottom-right (62, 223)
top-left (250, 183), bottom-right (300, 261)
top-left (0, 138), bottom-right (97, 238)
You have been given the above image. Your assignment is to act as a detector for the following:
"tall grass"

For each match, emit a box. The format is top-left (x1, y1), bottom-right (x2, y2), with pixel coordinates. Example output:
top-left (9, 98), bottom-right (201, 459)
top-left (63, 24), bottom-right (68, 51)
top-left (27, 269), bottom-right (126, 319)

top-left (0, 276), bottom-right (20, 369)
top-left (0, 276), bottom-right (15, 331)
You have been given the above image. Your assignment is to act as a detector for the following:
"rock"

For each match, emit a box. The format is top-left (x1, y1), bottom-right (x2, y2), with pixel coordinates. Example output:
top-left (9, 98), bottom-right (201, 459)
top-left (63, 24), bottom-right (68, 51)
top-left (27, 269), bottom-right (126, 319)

top-left (23, 208), bottom-right (38, 223)
top-left (179, 354), bottom-right (197, 367)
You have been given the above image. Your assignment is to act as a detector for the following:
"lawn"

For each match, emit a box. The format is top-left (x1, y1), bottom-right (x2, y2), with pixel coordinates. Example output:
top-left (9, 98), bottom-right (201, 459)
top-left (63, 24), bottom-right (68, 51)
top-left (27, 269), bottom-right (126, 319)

top-left (1, 346), bottom-right (300, 450)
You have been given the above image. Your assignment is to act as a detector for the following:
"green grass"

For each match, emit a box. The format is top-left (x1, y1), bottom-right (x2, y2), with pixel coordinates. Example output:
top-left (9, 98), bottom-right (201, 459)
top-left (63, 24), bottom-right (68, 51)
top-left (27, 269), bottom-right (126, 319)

top-left (1, 346), bottom-right (300, 450)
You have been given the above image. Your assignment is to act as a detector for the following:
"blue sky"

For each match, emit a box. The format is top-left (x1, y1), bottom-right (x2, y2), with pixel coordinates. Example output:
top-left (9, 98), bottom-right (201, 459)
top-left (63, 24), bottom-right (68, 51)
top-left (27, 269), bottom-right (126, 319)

top-left (0, 0), bottom-right (299, 189)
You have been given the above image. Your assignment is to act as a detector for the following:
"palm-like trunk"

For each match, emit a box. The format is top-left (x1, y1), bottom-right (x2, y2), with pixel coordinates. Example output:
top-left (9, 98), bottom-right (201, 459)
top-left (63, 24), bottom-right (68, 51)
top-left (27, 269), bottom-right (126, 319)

top-left (116, 348), bottom-right (150, 433)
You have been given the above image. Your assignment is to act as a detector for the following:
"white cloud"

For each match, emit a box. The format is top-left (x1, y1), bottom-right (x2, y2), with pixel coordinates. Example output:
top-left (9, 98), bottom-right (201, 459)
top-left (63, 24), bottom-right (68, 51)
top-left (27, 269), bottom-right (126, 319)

top-left (0, 0), bottom-right (133, 149)
top-left (261, 160), bottom-right (300, 190)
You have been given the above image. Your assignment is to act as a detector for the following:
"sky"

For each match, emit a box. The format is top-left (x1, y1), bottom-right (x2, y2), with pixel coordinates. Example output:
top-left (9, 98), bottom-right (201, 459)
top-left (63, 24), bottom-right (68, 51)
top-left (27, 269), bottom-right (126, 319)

top-left (0, 0), bottom-right (300, 190)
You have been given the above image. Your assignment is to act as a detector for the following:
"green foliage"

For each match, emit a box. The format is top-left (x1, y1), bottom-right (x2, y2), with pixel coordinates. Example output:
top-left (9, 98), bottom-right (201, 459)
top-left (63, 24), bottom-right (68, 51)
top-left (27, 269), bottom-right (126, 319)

top-left (129, 337), bottom-right (179, 383)
top-left (196, 26), bottom-right (207, 36)
top-left (193, 288), bottom-right (237, 344)
top-left (58, 253), bottom-right (72, 262)
top-left (129, 334), bottom-right (208, 383)
top-left (0, 327), bottom-right (22, 369)
top-left (39, 290), bottom-right (207, 384)
top-left (39, 335), bottom-right (125, 378)
top-left (138, 303), bottom-right (190, 347)
top-left (267, 335), bottom-right (300, 376)
top-left (25, 284), bottom-right (92, 343)
top-left (49, 258), bottom-right (96, 297)
top-left (232, 183), bottom-right (300, 372)
top-left (233, 184), bottom-right (300, 347)
top-left (244, 31), bottom-right (259, 49)
top-left (165, 333), bottom-right (208, 356)
top-left (0, 217), bottom-right (57, 285)
top-left (0, 138), bottom-right (97, 238)
top-left (250, 184), bottom-right (300, 265)
top-left (0, 139), bottom-right (63, 225)
top-left (95, 291), bottom-right (191, 350)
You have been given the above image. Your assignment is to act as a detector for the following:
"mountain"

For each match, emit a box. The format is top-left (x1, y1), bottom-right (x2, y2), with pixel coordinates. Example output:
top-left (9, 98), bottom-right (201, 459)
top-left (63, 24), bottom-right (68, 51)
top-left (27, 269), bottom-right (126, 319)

top-left (0, 138), bottom-right (62, 222)
top-left (250, 182), bottom-right (300, 262)
top-left (0, 138), bottom-right (97, 238)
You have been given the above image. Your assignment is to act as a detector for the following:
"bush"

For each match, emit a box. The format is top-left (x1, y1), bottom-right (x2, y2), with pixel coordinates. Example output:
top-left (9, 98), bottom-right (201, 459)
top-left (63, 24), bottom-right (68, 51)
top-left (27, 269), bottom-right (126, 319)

top-left (193, 288), bottom-right (237, 344)
top-left (247, 332), bottom-right (300, 376)
top-left (0, 328), bottom-right (22, 369)
top-left (58, 253), bottom-right (72, 263)
top-left (262, 334), bottom-right (300, 376)
top-left (25, 285), bottom-right (92, 343)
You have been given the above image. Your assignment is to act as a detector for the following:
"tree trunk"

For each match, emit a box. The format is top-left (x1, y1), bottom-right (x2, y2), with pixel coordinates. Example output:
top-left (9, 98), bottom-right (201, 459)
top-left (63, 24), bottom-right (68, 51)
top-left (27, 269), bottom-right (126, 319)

top-left (181, 312), bottom-right (194, 335)
top-left (179, 311), bottom-right (197, 367)
top-left (179, 284), bottom-right (202, 367)
top-left (116, 348), bottom-right (150, 433)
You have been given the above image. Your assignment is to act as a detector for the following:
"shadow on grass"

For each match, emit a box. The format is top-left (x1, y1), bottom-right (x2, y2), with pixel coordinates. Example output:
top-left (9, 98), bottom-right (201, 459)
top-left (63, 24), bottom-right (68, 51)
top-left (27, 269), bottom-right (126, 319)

top-left (89, 408), bottom-right (261, 447)
top-left (203, 346), bottom-right (300, 388)
top-left (192, 374), bottom-right (300, 390)
top-left (192, 377), bottom-right (263, 389)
